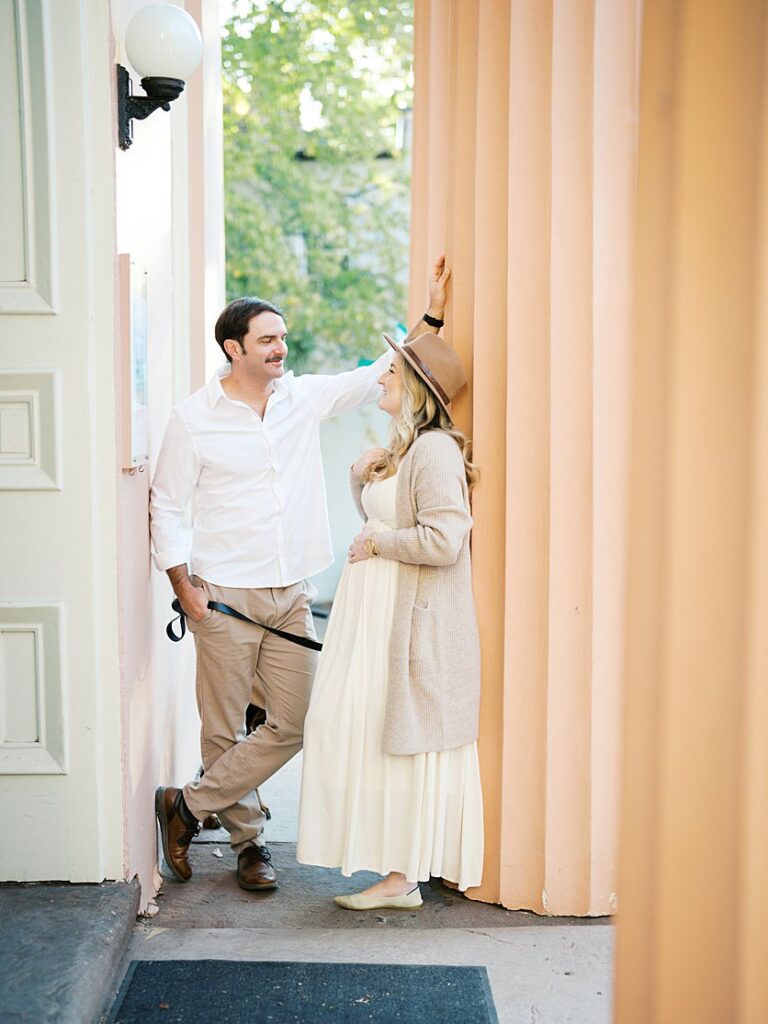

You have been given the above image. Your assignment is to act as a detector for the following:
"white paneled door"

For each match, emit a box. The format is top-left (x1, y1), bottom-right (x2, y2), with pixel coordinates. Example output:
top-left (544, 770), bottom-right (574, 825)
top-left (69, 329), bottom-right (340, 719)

top-left (0, 0), bottom-right (123, 882)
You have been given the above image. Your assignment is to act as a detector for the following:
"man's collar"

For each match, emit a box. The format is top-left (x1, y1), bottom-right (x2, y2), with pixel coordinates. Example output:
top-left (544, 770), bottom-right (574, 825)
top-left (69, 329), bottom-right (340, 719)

top-left (207, 365), bottom-right (293, 411)
top-left (206, 366), bottom-right (229, 410)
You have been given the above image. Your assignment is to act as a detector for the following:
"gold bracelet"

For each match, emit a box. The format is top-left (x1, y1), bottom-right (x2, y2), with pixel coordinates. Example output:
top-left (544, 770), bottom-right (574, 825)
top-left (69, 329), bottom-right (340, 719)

top-left (364, 537), bottom-right (379, 557)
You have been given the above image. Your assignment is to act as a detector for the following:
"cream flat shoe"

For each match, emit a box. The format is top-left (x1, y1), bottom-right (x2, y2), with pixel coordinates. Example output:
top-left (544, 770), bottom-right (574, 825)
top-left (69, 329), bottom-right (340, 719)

top-left (334, 886), bottom-right (423, 911)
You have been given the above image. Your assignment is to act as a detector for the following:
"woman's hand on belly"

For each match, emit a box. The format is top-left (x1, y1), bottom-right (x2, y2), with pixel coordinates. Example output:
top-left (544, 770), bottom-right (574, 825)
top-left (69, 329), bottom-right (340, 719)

top-left (348, 530), bottom-right (374, 564)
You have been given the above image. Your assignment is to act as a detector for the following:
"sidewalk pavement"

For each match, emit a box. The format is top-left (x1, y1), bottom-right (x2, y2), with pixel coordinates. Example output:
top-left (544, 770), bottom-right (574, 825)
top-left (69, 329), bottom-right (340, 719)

top-left (1, 838), bottom-right (614, 1024)
top-left (120, 837), bottom-right (614, 1024)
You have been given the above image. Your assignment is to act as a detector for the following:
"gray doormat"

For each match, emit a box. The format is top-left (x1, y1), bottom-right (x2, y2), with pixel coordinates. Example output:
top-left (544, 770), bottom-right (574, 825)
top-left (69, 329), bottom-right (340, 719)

top-left (108, 960), bottom-right (498, 1023)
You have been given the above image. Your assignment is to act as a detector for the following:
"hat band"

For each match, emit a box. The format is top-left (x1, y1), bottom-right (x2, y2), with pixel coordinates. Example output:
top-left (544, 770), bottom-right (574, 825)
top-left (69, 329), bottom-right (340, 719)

top-left (405, 347), bottom-right (451, 406)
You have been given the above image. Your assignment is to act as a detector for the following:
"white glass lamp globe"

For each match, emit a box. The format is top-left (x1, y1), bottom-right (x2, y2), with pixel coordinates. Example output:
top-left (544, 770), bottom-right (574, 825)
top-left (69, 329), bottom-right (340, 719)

top-left (125, 3), bottom-right (203, 81)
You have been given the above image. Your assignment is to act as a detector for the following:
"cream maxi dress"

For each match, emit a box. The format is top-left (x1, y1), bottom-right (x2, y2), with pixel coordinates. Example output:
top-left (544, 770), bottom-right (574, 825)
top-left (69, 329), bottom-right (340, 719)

top-left (297, 467), bottom-right (484, 891)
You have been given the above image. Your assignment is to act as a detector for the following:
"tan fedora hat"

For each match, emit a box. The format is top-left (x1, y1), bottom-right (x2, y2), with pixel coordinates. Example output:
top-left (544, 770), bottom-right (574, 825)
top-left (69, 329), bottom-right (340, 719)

top-left (382, 332), bottom-right (467, 419)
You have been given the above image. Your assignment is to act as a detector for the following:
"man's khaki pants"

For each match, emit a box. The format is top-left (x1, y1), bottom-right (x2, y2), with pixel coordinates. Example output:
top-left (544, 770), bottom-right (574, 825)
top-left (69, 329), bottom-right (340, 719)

top-left (182, 577), bottom-right (318, 853)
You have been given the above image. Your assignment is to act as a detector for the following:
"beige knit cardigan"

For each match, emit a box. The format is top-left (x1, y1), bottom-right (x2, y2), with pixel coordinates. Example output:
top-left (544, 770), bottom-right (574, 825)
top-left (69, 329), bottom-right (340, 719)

top-left (350, 429), bottom-right (481, 755)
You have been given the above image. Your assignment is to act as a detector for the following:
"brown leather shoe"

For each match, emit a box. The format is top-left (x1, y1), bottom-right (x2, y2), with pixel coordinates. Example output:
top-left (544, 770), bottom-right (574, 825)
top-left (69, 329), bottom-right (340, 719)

top-left (237, 844), bottom-right (278, 891)
top-left (155, 786), bottom-right (200, 882)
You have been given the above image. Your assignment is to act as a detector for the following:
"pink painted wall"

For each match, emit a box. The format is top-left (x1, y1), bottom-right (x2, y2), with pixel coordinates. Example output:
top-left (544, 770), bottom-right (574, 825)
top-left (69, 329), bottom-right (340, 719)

top-left (112, 0), bottom-right (224, 908)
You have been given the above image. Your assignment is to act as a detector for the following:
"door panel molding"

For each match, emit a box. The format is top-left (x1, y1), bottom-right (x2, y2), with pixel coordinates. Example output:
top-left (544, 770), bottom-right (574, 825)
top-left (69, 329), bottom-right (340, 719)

top-left (0, 0), bottom-right (56, 315)
top-left (0, 369), bottom-right (61, 489)
top-left (0, 604), bottom-right (66, 774)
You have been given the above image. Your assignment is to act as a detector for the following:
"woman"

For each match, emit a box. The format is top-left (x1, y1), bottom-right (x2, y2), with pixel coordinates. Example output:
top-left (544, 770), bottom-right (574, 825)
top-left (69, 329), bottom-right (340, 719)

top-left (297, 316), bottom-right (483, 911)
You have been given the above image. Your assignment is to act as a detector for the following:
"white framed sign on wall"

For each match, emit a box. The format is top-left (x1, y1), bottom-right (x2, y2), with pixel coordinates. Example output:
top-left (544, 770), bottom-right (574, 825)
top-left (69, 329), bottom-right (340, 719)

top-left (118, 253), bottom-right (149, 470)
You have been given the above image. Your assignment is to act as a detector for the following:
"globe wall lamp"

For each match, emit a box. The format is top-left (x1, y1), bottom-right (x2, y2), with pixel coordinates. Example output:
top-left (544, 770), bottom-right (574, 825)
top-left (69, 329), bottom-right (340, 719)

top-left (117, 2), bottom-right (203, 151)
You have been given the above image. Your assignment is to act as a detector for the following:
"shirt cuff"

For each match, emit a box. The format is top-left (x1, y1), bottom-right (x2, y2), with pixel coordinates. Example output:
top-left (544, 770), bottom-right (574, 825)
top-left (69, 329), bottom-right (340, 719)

top-left (152, 547), bottom-right (190, 573)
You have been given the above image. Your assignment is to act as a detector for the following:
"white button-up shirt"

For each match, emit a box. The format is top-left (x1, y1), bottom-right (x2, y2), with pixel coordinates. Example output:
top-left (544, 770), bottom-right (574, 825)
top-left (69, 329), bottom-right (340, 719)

top-left (149, 352), bottom-right (391, 588)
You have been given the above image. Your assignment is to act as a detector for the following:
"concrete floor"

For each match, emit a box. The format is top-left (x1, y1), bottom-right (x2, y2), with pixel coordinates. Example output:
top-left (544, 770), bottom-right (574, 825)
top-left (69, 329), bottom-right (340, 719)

top-left (119, 839), bottom-right (614, 1023)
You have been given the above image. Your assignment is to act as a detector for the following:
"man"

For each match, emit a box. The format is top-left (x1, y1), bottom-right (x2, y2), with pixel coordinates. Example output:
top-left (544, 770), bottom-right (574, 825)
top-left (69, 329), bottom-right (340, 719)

top-left (150, 257), bottom-right (451, 891)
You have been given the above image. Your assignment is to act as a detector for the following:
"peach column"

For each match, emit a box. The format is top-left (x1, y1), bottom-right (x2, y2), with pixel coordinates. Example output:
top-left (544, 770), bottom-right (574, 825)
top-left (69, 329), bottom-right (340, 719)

top-left (407, 0), bottom-right (450, 329)
top-left (406, 0), bottom-right (430, 328)
top-left (501, 0), bottom-right (552, 913)
top-left (409, 0), bottom-right (639, 913)
top-left (544, 0), bottom-right (595, 915)
top-left (443, 0), bottom-right (478, 431)
top-left (739, 34), bottom-right (768, 1018)
top-left (589, 0), bottom-right (636, 915)
top-left (408, 0), bottom-right (478, 429)
top-left (468, 0), bottom-right (511, 904)
top-left (614, 0), bottom-right (768, 1020)
top-left (740, 74), bottom-right (768, 1011)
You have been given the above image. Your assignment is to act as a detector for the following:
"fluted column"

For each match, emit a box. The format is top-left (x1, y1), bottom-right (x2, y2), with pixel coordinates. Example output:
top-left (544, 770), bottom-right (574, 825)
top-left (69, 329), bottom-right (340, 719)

top-left (409, 0), bottom-right (639, 914)
top-left (614, 0), bottom-right (768, 1019)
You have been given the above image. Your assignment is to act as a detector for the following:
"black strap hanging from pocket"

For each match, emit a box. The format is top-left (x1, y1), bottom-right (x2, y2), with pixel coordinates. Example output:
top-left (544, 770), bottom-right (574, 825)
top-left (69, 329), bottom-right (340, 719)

top-left (166, 597), bottom-right (323, 651)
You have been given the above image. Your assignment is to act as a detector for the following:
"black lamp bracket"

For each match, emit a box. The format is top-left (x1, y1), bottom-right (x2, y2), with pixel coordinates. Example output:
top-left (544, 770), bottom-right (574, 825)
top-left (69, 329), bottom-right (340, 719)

top-left (117, 64), bottom-right (186, 150)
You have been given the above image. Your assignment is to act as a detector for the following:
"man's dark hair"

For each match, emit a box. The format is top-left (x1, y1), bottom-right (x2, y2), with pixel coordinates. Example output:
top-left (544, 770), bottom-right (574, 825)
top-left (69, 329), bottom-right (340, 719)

top-left (214, 297), bottom-right (285, 363)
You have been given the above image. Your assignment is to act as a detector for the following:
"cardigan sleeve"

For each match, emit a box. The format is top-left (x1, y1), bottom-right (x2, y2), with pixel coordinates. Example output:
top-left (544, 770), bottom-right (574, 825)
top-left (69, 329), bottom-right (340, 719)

top-left (349, 467), bottom-right (367, 522)
top-left (371, 433), bottom-right (471, 567)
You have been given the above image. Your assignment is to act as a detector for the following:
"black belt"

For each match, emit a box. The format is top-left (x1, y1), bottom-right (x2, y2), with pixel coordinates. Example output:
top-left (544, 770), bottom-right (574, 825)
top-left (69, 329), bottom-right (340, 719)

top-left (166, 597), bottom-right (323, 651)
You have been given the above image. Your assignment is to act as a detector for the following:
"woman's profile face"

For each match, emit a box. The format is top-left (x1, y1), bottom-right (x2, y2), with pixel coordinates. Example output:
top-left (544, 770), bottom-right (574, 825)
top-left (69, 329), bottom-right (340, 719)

top-left (377, 354), bottom-right (404, 418)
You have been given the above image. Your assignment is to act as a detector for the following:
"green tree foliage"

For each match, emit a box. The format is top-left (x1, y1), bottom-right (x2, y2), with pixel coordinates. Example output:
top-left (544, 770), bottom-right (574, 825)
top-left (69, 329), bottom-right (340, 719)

top-left (222, 0), bottom-right (414, 372)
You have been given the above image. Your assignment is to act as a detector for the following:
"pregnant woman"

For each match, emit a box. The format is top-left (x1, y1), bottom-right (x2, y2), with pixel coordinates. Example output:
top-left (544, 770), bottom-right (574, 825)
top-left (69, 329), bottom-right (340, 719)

top-left (297, 308), bottom-right (484, 910)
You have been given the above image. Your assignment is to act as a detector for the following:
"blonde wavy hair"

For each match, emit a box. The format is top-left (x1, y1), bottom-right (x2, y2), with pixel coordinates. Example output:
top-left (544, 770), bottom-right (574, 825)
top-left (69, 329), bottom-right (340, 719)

top-left (364, 355), bottom-right (479, 494)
